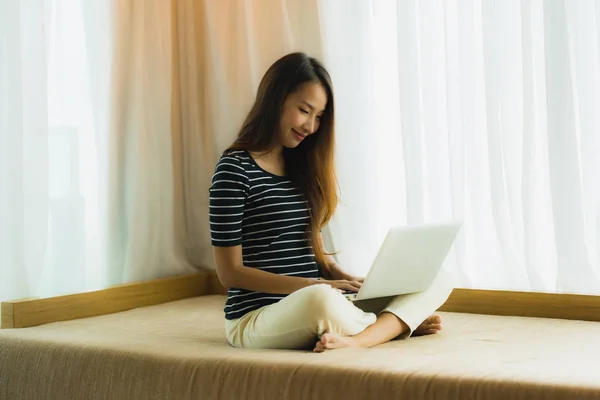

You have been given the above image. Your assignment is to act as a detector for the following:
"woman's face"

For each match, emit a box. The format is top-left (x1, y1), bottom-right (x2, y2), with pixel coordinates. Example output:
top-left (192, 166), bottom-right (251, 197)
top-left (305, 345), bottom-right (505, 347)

top-left (277, 82), bottom-right (328, 149)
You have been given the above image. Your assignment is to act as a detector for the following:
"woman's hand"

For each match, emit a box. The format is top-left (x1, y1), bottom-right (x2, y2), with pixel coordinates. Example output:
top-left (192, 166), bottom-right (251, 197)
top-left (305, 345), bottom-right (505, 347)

top-left (329, 267), bottom-right (365, 284)
top-left (322, 279), bottom-right (363, 293)
top-left (344, 275), bottom-right (365, 283)
top-left (324, 263), bottom-right (365, 286)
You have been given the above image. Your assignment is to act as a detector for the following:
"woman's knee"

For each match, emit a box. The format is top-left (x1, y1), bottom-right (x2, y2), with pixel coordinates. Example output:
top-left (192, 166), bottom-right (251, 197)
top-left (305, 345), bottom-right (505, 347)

top-left (294, 284), bottom-right (374, 336)
top-left (296, 284), bottom-right (346, 321)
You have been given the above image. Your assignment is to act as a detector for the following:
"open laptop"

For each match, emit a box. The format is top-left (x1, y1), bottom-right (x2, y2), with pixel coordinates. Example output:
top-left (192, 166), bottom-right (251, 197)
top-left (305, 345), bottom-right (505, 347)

top-left (344, 221), bottom-right (461, 301)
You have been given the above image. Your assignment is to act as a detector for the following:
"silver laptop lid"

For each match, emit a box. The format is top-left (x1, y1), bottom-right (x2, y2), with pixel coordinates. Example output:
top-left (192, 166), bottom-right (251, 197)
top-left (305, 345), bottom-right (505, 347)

top-left (356, 221), bottom-right (461, 300)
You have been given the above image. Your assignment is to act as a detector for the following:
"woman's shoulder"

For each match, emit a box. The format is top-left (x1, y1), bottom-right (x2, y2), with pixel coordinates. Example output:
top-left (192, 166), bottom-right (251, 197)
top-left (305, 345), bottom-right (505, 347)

top-left (219, 149), bottom-right (251, 163)
top-left (213, 150), bottom-right (252, 180)
top-left (216, 149), bottom-right (250, 167)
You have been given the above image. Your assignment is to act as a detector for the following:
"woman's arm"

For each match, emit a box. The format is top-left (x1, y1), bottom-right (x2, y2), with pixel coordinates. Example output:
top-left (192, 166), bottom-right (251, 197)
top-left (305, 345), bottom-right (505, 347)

top-left (213, 245), bottom-right (361, 294)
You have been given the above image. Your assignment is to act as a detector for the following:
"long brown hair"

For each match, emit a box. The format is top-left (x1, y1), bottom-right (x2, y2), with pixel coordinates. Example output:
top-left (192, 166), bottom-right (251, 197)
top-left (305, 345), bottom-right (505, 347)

top-left (228, 52), bottom-right (338, 268)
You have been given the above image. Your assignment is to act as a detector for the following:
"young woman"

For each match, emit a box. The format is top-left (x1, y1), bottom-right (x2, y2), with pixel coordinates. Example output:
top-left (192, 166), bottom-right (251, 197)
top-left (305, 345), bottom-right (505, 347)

top-left (209, 52), bottom-right (453, 352)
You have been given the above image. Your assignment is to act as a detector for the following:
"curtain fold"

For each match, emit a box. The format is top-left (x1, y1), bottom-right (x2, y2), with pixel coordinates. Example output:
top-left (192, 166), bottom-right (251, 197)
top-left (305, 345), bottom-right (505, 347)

top-left (1, 0), bottom-right (111, 303)
top-left (320, 0), bottom-right (600, 294)
top-left (0, 0), bottom-right (50, 301)
top-left (2, 0), bottom-right (599, 307)
top-left (0, 0), bottom-right (325, 306)
top-left (173, 0), bottom-right (322, 269)
top-left (106, 0), bottom-right (195, 284)
top-left (543, 0), bottom-right (599, 292)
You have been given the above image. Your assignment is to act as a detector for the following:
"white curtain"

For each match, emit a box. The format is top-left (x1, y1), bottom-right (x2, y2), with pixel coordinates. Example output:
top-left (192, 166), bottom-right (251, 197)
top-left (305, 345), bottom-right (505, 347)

top-left (3, 0), bottom-right (598, 306)
top-left (0, 0), bottom-right (113, 302)
top-left (0, 0), bottom-right (325, 305)
top-left (0, 0), bottom-right (199, 306)
top-left (321, 0), bottom-right (600, 294)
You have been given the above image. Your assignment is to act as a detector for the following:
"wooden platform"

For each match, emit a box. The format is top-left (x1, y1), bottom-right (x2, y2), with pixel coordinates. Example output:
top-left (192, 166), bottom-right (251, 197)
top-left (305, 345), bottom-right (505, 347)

top-left (2, 270), bottom-right (600, 329)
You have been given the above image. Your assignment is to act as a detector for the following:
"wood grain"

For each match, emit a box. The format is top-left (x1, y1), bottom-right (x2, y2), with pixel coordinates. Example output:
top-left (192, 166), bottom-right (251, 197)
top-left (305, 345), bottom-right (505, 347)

top-left (1, 271), bottom-right (211, 329)
top-left (1, 302), bottom-right (14, 330)
top-left (439, 288), bottom-right (600, 322)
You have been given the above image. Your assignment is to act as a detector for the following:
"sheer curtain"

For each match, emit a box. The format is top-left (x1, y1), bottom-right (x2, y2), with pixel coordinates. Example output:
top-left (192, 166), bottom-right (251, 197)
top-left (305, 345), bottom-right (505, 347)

top-left (0, 0), bottom-right (325, 305)
top-left (0, 0), bottom-right (111, 302)
top-left (320, 0), bottom-right (600, 294)
top-left (105, 0), bottom-right (195, 284)
top-left (0, 0), bottom-right (198, 305)
top-left (3, 0), bottom-right (598, 306)
top-left (172, 0), bottom-right (323, 269)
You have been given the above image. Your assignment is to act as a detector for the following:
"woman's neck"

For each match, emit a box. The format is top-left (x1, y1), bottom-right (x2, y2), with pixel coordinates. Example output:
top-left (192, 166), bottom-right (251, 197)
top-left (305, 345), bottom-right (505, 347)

top-left (250, 145), bottom-right (286, 176)
top-left (251, 144), bottom-right (283, 163)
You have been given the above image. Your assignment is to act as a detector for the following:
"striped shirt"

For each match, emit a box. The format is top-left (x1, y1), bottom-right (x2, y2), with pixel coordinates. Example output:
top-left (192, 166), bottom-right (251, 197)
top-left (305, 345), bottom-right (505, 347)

top-left (209, 150), bottom-right (320, 320)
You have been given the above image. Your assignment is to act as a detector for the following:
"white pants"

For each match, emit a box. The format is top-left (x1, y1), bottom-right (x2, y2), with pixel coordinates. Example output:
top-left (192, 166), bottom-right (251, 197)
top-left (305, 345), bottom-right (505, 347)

top-left (225, 270), bottom-right (454, 350)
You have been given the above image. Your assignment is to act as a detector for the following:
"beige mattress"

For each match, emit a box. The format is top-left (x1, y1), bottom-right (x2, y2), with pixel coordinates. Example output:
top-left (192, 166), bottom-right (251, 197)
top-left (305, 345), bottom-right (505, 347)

top-left (1, 295), bottom-right (599, 400)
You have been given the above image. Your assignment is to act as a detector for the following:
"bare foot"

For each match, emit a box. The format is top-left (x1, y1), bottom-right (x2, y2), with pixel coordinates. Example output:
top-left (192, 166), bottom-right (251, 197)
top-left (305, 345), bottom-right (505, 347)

top-left (313, 332), bottom-right (358, 353)
top-left (313, 315), bottom-right (442, 352)
top-left (413, 315), bottom-right (442, 336)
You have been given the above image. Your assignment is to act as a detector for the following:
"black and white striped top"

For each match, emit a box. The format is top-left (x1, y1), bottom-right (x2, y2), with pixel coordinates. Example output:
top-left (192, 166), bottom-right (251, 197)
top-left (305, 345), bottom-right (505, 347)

top-left (209, 150), bottom-right (320, 320)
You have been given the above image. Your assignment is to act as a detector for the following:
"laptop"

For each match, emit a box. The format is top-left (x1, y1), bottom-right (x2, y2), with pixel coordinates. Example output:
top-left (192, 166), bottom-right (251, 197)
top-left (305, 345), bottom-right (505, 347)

top-left (344, 221), bottom-right (461, 301)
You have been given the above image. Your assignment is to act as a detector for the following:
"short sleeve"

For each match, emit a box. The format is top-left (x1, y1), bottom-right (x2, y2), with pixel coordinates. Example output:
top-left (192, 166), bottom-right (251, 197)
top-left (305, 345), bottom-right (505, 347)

top-left (209, 154), bottom-right (249, 247)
